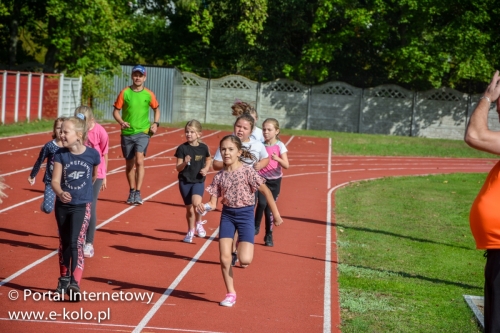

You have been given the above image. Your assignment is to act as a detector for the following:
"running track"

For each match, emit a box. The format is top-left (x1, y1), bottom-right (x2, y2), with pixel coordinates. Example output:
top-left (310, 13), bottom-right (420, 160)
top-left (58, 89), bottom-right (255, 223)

top-left (0, 125), bottom-right (496, 333)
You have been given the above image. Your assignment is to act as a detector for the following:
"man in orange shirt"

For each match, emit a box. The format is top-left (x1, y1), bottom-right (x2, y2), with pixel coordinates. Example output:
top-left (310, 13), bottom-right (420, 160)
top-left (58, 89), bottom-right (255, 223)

top-left (113, 65), bottom-right (160, 205)
top-left (465, 70), bottom-right (500, 333)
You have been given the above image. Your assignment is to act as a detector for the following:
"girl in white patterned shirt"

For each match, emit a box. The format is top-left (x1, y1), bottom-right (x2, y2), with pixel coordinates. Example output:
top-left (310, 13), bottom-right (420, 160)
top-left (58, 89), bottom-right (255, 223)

top-left (197, 135), bottom-right (283, 307)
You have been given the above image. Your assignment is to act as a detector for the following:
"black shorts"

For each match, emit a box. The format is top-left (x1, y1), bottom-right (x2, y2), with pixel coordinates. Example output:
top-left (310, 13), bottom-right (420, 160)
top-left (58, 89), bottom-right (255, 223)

top-left (121, 133), bottom-right (150, 160)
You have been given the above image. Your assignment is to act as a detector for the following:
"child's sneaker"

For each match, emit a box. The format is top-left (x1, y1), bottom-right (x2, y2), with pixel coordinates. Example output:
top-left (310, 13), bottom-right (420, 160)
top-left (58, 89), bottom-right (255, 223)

top-left (220, 293), bottom-right (236, 307)
top-left (54, 276), bottom-right (70, 294)
top-left (183, 230), bottom-right (194, 243)
top-left (126, 190), bottom-right (136, 204)
top-left (231, 251), bottom-right (238, 266)
top-left (195, 220), bottom-right (207, 238)
top-left (83, 243), bottom-right (94, 258)
top-left (134, 191), bottom-right (144, 205)
top-left (67, 281), bottom-right (81, 302)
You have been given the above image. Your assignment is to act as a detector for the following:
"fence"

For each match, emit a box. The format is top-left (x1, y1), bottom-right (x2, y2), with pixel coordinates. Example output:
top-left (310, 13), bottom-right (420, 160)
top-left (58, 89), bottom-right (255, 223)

top-left (175, 72), bottom-right (500, 140)
top-left (0, 71), bottom-right (82, 124)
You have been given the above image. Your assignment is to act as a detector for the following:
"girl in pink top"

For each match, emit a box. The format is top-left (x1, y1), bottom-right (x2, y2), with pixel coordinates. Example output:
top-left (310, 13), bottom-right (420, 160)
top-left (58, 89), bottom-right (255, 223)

top-left (197, 135), bottom-right (283, 307)
top-left (74, 106), bottom-right (109, 258)
top-left (255, 118), bottom-right (290, 247)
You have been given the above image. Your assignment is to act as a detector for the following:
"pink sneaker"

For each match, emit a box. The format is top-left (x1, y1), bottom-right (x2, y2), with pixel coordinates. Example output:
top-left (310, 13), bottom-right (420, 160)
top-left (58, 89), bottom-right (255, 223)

top-left (220, 293), bottom-right (236, 307)
top-left (195, 220), bottom-right (207, 238)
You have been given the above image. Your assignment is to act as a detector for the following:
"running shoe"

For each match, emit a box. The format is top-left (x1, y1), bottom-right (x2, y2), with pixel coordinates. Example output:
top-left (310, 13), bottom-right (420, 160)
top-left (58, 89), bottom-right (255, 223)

top-left (54, 276), bottom-right (70, 294)
top-left (183, 230), bottom-right (194, 243)
top-left (126, 190), bottom-right (135, 204)
top-left (67, 281), bottom-right (81, 302)
top-left (265, 233), bottom-right (274, 247)
top-left (231, 251), bottom-right (238, 266)
top-left (134, 191), bottom-right (144, 205)
top-left (220, 293), bottom-right (237, 307)
top-left (83, 243), bottom-right (94, 258)
top-left (195, 220), bottom-right (207, 238)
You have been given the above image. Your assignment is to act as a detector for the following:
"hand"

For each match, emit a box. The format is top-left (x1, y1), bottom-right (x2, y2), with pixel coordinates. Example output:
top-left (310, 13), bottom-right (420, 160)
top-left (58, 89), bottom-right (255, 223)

top-left (199, 167), bottom-right (208, 176)
top-left (101, 178), bottom-right (107, 191)
top-left (273, 216), bottom-right (283, 226)
top-left (28, 177), bottom-right (35, 186)
top-left (184, 156), bottom-right (191, 165)
top-left (253, 162), bottom-right (262, 171)
top-left (484, 70), bottom-right (500, 103)
top-left (150, 123), bottom-right (158, 134)
top-left (120, 122), bottom-right (130, 129)
top-left (272, 152), bottom-right (280, 161)
top-left (59, 191), bottom-right (72, 203)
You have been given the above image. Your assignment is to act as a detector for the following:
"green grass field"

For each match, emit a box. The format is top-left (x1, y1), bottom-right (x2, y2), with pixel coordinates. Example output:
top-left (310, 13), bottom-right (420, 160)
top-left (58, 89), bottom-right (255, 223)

top-left (0, 120), bottom-right (490, 331)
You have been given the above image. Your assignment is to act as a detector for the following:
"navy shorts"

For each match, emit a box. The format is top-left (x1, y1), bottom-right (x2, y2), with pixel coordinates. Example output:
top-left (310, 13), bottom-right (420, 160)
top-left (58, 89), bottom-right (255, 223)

top-left (178, 180), bottom-right (205, 205)
top-left (219, 205), bottom-right (255, 244)
top-left (121, 133), bottom-right (150, 160)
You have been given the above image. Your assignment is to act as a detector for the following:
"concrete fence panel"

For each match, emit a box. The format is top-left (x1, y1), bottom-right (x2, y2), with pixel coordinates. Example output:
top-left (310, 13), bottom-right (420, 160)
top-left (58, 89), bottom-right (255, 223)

top-left (415, 88), bottom-right (468, 140)
top-left (310, 82), bottom-right (362, 132)
top-left (361, 85), bottom-right (414, 136)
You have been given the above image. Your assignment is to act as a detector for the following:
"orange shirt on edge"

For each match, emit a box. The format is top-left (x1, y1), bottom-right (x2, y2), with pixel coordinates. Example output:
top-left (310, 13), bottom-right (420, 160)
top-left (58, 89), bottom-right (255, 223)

top-left (470, 161), bottom-right (500, 249)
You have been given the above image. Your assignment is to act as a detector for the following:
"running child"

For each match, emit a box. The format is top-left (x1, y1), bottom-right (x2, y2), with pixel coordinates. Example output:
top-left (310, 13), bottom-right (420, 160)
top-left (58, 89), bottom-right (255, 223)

top-left (51, 115), bottom-right (100, 301)
top-left (255, 118), bottom-right (289, 247)
top-left (74, 106), bottom-right (109, 258)
top-left (212, 113), bottom-right (269, 265)
top-left (231, 100), bottom-right (264, 142)
top-left (174, 120), bottom-right (212, 243)
top-left (28, 117), bottom-right (64, 213)
top-left (197, 134), bottom-right (283, 307)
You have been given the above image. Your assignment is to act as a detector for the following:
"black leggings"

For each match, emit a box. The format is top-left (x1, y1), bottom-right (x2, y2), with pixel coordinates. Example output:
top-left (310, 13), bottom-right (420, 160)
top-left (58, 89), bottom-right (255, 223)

top-left (255, 178), bottom-right (281, 233)
top-left (485, 249), bottom-right (500, 332)
top-left (54, 201), bottom-right (90, 285)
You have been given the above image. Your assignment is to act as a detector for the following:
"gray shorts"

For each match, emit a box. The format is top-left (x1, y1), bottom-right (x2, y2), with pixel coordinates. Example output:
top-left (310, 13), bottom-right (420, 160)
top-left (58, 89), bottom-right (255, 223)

top-left (121, 133), bottom-right (150, 160)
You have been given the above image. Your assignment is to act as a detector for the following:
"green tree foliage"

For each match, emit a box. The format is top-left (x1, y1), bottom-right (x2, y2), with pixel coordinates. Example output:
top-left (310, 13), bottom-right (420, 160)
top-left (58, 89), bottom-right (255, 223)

top-left (2, 0), bottom-right (500, 91)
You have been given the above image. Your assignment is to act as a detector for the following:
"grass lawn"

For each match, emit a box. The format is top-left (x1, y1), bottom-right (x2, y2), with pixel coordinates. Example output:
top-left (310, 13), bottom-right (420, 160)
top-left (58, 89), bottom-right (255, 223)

top-left (1, 120), bottom-right (492, 158)
top-left (335, 173), bottom-right (485, 332)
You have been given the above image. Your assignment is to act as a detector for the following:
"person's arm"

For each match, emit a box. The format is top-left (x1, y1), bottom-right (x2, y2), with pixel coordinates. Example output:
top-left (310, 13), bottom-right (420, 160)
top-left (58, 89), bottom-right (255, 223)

top-left (465, 70), bottom-right (500, 154)
top-left (196, 195), bottom-right (218, 214)
top-left (257, 183), bottom-right (283, 226)
top-left (28, 145), bottom-right (48, 185)
top-left (212, 148), bottom-right (224, 171)
top-left (273, 152), bottom-right (289, 169)
top-left (51, 162), bottom-right (71, 203)
top-left (113, 108), bottom-right (130, 129)
top-left (150, 107), bottom-right (160, 134)
top-left (254, 157), bottom-right (269, 171)
top-left (102, 153), bottom-right (108, 190)
top-left (92, 165), bottom-right (98, 184)
top-left (200, 156), bottom-right (212, 176)
top-left (176, 157), bottom-right (190, 172)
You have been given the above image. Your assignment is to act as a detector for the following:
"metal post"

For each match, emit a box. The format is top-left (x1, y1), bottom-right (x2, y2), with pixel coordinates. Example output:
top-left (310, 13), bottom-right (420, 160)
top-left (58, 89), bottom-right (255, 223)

top-left (14, 72), bottom-right (20, 123)
top-left (58, 73), bottom-right (64, 117)
top-left (38, 73), bottom-right (44, 120)
top-left (26, 73), bottom-right (32, 122)
top-left (357, 89), bottom-right (364, 133)
top-left (1, 71), bottom-right (6, 124)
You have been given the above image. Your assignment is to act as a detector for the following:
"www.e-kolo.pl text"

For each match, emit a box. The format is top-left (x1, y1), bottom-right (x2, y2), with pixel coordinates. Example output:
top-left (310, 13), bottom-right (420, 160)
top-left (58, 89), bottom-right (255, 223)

top-left (8, 307), bottom-right (111, 323)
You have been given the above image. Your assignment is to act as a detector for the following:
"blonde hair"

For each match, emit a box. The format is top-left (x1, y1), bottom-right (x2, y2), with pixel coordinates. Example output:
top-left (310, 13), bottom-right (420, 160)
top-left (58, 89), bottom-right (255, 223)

top-left (74, 105), bottom-right (94, 128)
top-left (262, 118), bottom-right (281, 139)
top-left (185, 119), bottom-right (203, 142)
top-left (52, 117), bottom-right (65, 139)
top-left (64, 117), bottom-right (88, 144)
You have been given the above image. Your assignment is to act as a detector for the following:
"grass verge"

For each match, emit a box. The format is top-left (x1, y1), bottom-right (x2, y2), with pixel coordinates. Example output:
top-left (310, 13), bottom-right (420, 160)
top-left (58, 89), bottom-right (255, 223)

top-left (335, 173), bottom-right (485, 332)
top-left (0, 121), bottom-right (494, 158)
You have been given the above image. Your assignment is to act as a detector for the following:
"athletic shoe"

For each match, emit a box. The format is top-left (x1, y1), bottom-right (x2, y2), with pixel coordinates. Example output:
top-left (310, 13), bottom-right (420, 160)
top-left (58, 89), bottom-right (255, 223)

top-left (231, 252), bottom-right (238, 266)
top-left (183, 230), bottom-right (194, 243)
top-left (220, 293), bottom-right (237, 307)
top-left (195, 220), bottom-right (207, 238)
top-left (54, 276), bottom-right (70, 294)
top-left (126, 190), bottom-right (135, 204)
top-left (67, 282), bottom-right (81, 302)
top-left (265, 233), bottom-right (274, 247)
top-left (83, 243), bottom-right (94, 258)
top-left (134, 191), bottom-right (143, 205)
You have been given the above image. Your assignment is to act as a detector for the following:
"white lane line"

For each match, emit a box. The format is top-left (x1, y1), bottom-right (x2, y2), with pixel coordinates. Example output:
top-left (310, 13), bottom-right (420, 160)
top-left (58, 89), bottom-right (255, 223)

top-left (0, 145), bottom-right (43, 155)
top-left (133, 228), bottom-right (220, 333)
top-left (284, 135), bottom-right (295, 146)
top-left (328, 138), bottom-right (332, 189)
top-left (0, 166), bottom-right (37, 177)
top-left (0, 318), bottom-right (225, 333)
top-left (0, 131), bottom-right (51, 140)
top-left (0, 195), bottom-right (43, 214)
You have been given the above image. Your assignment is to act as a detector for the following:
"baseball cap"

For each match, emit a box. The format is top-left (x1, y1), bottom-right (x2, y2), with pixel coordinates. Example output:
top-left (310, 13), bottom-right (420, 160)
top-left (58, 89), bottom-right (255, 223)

top-left (132, 65), bottom-right (146, 75)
